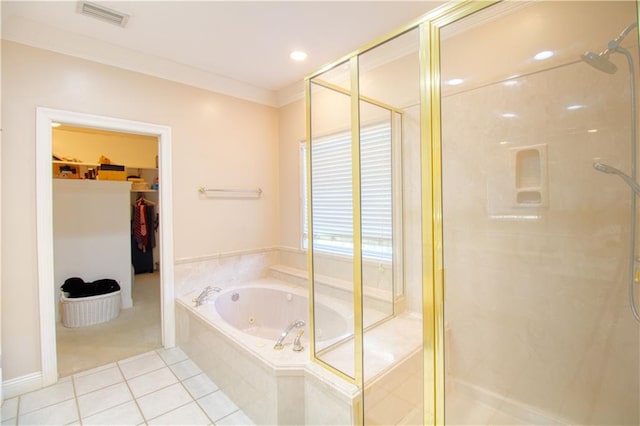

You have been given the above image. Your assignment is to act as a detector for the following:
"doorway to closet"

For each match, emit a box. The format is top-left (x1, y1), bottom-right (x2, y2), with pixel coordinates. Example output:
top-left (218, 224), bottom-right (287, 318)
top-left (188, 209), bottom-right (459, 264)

top-left (52, 125), bottom-right (161, 377)
top-left (36, 108), bottom-right (175, 387)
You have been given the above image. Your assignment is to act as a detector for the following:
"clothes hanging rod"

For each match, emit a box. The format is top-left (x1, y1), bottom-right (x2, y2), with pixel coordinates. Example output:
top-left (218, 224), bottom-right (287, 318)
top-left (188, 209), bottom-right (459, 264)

top-left (198, 187), bottom-right (262, 196)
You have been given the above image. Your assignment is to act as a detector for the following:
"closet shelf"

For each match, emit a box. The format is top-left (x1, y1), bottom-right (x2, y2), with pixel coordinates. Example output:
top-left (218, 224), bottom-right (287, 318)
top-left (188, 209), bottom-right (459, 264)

top-left (53, 160), bottom-right (158, 182)
top-left (52, 160), bottom-right (157, 170)
top-left (53, 160), bottom-right (99, 167)
top-left (127, 165), bottom-right (158, 171)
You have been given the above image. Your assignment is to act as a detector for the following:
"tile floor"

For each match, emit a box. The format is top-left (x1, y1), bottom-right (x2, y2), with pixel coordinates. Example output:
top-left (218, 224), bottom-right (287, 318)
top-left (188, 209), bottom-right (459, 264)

top-left (2, 347), bottom-right (255, 426)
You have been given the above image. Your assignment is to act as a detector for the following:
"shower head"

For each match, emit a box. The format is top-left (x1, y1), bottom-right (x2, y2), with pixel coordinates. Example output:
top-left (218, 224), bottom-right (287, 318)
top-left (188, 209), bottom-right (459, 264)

top-left (581, 51), bottom-right (618, 74)
top-left (593, 162), bottom-right (640, 195)
top-left (593, 162), bottom-right (620, 174)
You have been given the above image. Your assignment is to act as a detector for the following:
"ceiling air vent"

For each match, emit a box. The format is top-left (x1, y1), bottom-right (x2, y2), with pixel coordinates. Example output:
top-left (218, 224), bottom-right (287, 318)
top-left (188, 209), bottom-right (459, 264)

top-left (77, 1), bottom-right (130, 27)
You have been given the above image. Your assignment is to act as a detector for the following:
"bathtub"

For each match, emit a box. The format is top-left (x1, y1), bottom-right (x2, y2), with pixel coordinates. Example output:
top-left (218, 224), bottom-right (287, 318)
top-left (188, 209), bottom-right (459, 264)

top-left (185, 280), bottom-right (351, 354)
top-left (175, 278), bottom-right (360, 425)
top-left (213, 284), bottom-right (351, 346)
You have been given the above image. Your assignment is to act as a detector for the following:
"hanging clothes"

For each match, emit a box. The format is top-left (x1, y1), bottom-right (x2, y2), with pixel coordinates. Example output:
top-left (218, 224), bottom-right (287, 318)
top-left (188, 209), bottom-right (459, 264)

top-left (132, 200), bottom-right (146, 250)
top-left (132, 197), bottom-right (156, 274)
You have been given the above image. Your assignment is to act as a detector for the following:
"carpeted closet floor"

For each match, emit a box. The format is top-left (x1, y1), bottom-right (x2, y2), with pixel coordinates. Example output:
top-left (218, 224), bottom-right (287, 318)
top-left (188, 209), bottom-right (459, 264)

top-left (56, 272), bottom-right (162, 378)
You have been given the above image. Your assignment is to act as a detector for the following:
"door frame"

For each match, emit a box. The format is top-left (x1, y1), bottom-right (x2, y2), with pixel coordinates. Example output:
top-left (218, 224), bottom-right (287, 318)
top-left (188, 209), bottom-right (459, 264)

top-left (36, 107), bottom-right (175, 386)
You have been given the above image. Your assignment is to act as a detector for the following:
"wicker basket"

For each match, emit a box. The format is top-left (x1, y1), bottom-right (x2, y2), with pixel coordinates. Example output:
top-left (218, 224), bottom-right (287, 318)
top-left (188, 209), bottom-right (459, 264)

top-left (60, 290), bottom-right (121, 327)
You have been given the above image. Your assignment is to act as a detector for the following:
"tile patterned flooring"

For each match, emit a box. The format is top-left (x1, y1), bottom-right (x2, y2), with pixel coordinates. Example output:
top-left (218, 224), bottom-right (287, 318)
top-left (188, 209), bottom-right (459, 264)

top-left (2, 348), bottom-right (255, 426)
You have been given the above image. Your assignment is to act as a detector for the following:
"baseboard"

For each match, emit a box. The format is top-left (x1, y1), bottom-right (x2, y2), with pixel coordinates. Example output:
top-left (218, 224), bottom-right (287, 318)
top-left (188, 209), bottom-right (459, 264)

top-left (3, 371), bottom-right (43, 399)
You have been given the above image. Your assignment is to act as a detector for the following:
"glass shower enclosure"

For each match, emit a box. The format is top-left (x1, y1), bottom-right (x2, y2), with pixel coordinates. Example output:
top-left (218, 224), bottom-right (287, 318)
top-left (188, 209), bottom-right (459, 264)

top-left (439, 2), bottom-right (640, 424)
top-left (305, 1), bottom-right (640, 424)
top-left (306, 27), bottom-right (424, 425)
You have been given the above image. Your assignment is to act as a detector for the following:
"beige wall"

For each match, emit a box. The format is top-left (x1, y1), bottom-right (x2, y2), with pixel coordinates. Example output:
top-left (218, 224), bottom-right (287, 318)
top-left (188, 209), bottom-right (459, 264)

top-left (440, 2), bottom-right (639, 423)
top-left (441, 56), bottom-right (639, 424)
top-left (1, 41), bottom-right (279, 380)
top-left (0, 12), bottom-right (3, 399)
top-left (277, 98), bottom-right (305, 250)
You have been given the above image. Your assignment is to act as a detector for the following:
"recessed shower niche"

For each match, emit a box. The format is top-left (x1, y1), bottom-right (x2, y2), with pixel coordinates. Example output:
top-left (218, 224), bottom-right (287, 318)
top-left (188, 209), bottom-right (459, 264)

top-left (513, 144), bottom-right (548, 207)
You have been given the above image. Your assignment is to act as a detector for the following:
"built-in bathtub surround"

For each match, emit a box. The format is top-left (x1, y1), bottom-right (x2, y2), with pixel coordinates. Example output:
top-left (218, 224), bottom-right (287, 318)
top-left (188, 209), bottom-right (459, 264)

top-left (176, 246), bottom-right (399, 314)
top-left (273, 247), bottom-right (398, 314)
top-left (176, 277), bottom-right (423, 425)
top-left (176, 278), bottom-right (358, 424)
top-left (174, 248), bottom-right (279, 297)
top-left (277, 247), bottom-right (393, 294)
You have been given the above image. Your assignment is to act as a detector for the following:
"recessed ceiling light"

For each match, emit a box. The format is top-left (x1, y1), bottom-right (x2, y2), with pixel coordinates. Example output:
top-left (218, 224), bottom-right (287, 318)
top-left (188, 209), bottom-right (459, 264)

top-left (446, 78), bottom-right (464, 86)
top-left (290, 51), bottom-right (308, 61)
top-left (567, 104), bottom-right (584, 110)
top-left (51, 122), bottom-right (61, 127)
top-left (534, 50), bottom-right (554, 61)
top-left (502, 113), bottom-right (517, 118)
top-left (587, 129), bottom-right (598, 133)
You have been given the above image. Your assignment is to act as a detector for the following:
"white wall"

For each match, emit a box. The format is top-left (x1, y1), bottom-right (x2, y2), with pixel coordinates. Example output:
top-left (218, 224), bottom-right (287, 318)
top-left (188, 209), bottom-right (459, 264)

top-left (1, 41), bottom-right (279, 381)
top-left (53, 179), bottom-right (133, 317)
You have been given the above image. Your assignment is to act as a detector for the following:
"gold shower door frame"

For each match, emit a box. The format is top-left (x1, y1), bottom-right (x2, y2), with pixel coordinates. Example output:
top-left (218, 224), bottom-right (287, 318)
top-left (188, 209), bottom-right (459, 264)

top-left (304, 73), bottom-right (404, 378)
top-left (304, 1), bottom-right (500, 424)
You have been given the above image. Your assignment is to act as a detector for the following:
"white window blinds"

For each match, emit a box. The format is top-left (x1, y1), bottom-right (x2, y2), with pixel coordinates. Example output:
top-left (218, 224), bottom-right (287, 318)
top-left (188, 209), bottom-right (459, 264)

top-left (302, 123), bottom-right (392, 260)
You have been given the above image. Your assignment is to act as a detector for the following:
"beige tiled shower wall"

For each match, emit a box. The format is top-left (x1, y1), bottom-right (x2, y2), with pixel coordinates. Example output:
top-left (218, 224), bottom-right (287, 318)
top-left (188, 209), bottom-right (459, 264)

top-left (441, 35), bottom-right (639, 425)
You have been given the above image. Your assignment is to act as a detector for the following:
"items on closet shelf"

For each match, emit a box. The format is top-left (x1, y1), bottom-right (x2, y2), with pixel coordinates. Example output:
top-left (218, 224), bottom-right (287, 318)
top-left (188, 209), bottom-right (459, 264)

top-left (128, 176), bottom-right (151, 191)
top-left (131, 196), bottom-right (157, 274)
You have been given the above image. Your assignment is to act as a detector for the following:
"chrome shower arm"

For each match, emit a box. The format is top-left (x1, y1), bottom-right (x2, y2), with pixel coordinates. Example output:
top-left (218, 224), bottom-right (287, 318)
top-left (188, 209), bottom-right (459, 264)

top-left (607, 21), bottom-right (638, 51)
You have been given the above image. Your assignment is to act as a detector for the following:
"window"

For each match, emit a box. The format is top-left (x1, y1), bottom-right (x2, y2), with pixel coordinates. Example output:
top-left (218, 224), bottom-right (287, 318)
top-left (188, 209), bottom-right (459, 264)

top-left (302, 123), bottom-right (393, 261)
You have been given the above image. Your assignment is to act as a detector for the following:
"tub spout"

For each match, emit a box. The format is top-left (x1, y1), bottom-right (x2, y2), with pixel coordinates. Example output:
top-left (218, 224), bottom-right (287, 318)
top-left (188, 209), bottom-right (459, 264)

top-left (274, 319), bottom-right (305, 350)
top-left (193, 285), bottom-right (221, 307)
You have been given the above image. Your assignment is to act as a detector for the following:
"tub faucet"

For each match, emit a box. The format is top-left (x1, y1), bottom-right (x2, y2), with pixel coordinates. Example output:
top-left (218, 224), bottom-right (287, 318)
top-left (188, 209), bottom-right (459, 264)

top-left (293, 329), bottom-right (305, 352)
top-left (274, 319), bottom-right (305, 350)
top-left (193, 285), bottom-right (221, 307)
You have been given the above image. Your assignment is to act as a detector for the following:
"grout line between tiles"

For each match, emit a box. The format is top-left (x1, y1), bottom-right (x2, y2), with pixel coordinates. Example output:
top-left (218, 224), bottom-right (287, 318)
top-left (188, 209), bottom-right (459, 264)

top-left (187, 385), bottom-right (217, 401)
top-left (127, 346), bottom-right (190, 423)
top-left (16, 394), bottom-right (77, 417)
top-left (215, 408), bottom-right (241, 424)
top-left (12, 350), bottom-right (249, 426)
top-left (69, 374), bottom-right (82, 426)
top-left (115, 361), bottom-right (146, 424)
top-left (154, 347), bottom-right (186, 366)
top-left (144, 400), bottom-right (195, 424)
top-left (192, 397), bottom-right (217, 426)
top-left (75, 386), bottom-right (132, 422)
top-left (132, 380), bottom-right (181, 401)
top-left (119, 360), bottom-right (167, 382)
top-left (163, 350), bottom-right (216, 425)
top-left (80, 400), bottom-right (137, 425)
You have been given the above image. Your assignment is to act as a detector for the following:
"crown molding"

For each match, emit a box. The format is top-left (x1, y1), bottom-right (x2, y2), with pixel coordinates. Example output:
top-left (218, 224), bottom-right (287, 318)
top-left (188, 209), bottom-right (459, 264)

top-left (2, 16), bottom-right (279, 107)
